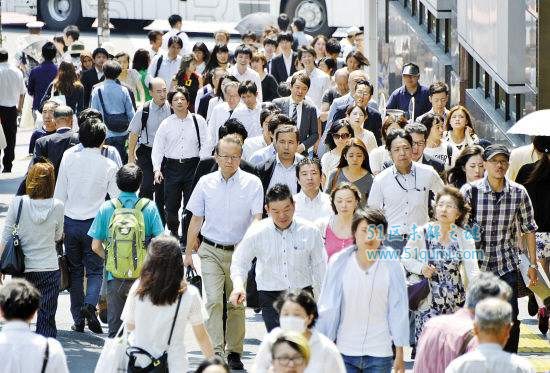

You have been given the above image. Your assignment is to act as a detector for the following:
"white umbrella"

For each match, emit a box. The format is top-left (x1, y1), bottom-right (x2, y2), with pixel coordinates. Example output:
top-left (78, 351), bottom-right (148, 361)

top-left (507, 109), bottom-right (550, 136)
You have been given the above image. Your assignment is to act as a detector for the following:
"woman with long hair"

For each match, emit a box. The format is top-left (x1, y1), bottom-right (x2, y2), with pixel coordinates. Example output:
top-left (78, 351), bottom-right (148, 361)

top-left (173, 53), bottom-right (202, 112)
top-left (402, 186), bottom-right (480, 343)
top-left (443, 105), bottom-right (479, 150)
top-left (421, 113), bottom-right (460, 170)
top-left (445, 145), bottom-right (485, 189)
top-left (346, 104), bottom-right (377, 153)
top-left (310, 35), bottom-right (328, 64)
top-left (116, 52), bottom-right (146, 105)
top-left (193, 42), bottom-right (210, 76)
top-left (122, 236), bottom-right (214, 371)
top-left (516, 135), bottom-right (550, 334)
top-left (204, 43), bottom-right (230, 74)
top-left (345, 50), bottom-right (369, 72)
top-left (132, 48), bottom-right (152, 102)
top-left (0, 161), bottom-right (64, 338)
top-left (79, 50), bottom-right (93, 73)
top-left (40, 61), bottom-right (84, 115)
top-left (318, 57), bottom-right (337, 77)
top-left (325, 138), bottom-right (373, 205)
top-left (321, 119), bottom-right (354, 179)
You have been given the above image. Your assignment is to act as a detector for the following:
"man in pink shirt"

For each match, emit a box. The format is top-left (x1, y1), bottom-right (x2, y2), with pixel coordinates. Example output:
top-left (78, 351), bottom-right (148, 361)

top-left (413, 272), bottom-right (512, 373)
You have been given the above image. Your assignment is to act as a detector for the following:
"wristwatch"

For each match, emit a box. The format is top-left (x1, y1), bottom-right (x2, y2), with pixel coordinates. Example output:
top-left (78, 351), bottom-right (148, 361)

top-left (529, 264), bottom-right (537, 269)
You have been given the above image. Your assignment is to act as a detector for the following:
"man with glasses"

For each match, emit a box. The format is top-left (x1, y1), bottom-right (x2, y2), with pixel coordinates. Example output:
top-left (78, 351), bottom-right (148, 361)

top-left (185, 134), bottom-right (264, 369)
top-left (460, 144), bottom-right (538, 354)
top-left (368, 129), bottom-right (444, 254)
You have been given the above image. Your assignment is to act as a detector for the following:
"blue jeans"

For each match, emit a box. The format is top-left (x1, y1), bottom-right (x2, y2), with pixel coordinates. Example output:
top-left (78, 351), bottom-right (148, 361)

top-left (341, 354), bottom-right (393, 373)
top-left (64, 217), bottom-right (104, 325)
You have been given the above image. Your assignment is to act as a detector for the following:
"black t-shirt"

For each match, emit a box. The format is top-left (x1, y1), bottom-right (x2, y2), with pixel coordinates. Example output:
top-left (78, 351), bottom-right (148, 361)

top-left (516, 160), bottom-right (550, 232)
top-left (322, 87), bottom-right (341, 106)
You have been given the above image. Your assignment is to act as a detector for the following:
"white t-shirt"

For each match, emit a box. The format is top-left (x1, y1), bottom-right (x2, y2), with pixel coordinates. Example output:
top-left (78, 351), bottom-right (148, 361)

top-left (336, 254), bottom-right (393, 357)
top-left (369, 146), bottom-right (392, 175)
top-left (321, 150), bottom-right (341, 178)
top-left (423, 141), bottom-right (459, 170)
top-left (121, 281), bottom-right (207, 372)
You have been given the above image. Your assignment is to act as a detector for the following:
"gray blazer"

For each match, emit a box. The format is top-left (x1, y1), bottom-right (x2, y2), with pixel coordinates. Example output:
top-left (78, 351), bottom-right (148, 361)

top-left (272, 97), bottom-right (319, 150)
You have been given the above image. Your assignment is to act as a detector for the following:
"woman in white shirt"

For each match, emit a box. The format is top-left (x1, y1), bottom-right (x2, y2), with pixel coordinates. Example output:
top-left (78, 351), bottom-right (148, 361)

top-left (115, 52), bottom-right (146, 105)
top-left (346, 104), bottom-right (377, 154)
top-left (402, 186), bottom-right (480, 343)
top-left (253, 290), bottom-right (346, 373)
top-left (321, 119), bottom-right (354, 180)
top-left (443, 105), bottom-right (479, 151)
top-left (369, 114), bottom-right (408, 174)
top-left (121, 236), bottom-right (214, 372)
top-left (421, 113), bottom-right (459, 170)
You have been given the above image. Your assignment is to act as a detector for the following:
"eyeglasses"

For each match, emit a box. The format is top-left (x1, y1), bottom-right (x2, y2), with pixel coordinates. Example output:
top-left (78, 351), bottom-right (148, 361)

top-left (274, 355), bottom-right (305, 366)
top-left (217, 154), bottom-right (241, 162)
top-left (488, 159), bottom-right (509, 166)
top-left (412, 141), bottom-right (426, 147)
top-left (332, 133), bottom-right (351, 140)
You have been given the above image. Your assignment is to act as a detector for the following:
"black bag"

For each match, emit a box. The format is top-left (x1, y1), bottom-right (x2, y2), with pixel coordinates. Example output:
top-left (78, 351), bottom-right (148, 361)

top-left (97, 89), bottom-right (130, 132)
top-left (0, 200), bottom-right (25, 275)
top-left (467, 186), bottom-right (485, 250)
top-left (56, 241), bottom-right (70, 292)
top-left (186, 266), bottom-right (202, 296)
top-left (245, 258), bottom-right (259, 309)
top-left (127, 294), bottom-right (182, 372)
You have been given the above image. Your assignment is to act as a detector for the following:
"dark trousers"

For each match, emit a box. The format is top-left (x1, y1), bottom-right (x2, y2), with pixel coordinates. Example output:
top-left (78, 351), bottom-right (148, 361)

top-left (136, 146), bottom-right (165, 225)
top-left (106, 278), bottom-right (134, 338)
top-left (163, 158), bottom-right (199, 240)
top-left (0, 106), bottom-right (18, 171)
top-left (105, 134), bottom-right (129, 165)
top-left (64, 217), bottom-right (103, 325)
top-left (258, 286), bottom-right (314, 332)
top-left (501, 270), bottom-right (520, 353)
top-left (25, 270), bottom-right (60, 338)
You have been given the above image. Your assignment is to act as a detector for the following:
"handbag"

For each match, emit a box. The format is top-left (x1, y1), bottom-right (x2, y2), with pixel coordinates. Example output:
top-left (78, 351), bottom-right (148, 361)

top-left (95, 324), bottom-right (129, 373)
top-left (518, 253), bottom-right (550, 301)
top-left (186, 266), bottom-right (202, 296)
top-left (126, 293), bottom-right (182, 372)
top-left (0, 199), bottom-right (25, 275)
top-left (56, 241), bottom-right (70, 292)
top-left (246, 258), bottom-right (260, 309)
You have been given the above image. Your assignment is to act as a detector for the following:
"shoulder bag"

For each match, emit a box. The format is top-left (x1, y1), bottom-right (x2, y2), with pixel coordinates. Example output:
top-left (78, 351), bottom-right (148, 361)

top-left (0, 199), bottom-right (25, 275)
top-left (126, 293), bottom-right (183, 372)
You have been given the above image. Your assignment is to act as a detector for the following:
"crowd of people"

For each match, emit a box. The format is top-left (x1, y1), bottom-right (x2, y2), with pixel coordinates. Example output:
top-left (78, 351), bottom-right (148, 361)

top-left (0, 11), bottom-right (548, 373)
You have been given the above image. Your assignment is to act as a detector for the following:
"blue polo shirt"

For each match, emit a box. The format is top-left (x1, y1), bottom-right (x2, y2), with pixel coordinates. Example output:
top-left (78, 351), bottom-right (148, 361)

top-left (88, 191), bottom-right (164, 279)
top-left (386, 84), bottom-right (431, 120)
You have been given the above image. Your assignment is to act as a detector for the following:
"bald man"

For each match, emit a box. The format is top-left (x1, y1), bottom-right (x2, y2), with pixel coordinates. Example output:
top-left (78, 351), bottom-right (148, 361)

top-left (320, 68), bottom-right (350, 122)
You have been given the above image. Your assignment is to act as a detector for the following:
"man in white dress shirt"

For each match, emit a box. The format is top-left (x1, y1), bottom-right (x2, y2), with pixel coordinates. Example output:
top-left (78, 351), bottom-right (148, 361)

top-left (161, 14), bottom-right (192, 54)
top-left (185, 134), bottom-right (263, 370)
top-left (293, 46), bottom-right (331, 110)
top-left (446, 298), bottom-right (535, 373)
top-left (147, 36), bottom-right (183, 91)
top-left (367, 129), bottom-right (444, 255)
top-left (152, 86), bottom-right (210, 241)
top-left (208, 79), bottom-right (244, 149)
top-left (0, 280), bottom-right (69, 373)
top-left (293, 158), bottom-right (333, 222)
top-left (54, 119), bottom-right (120, 334)
top-left (232, 80), bottom-right (262, 138)
top-left (230, 183), bottom-right (327, 331)
top-left (228, 44), bottom-right (263, 102)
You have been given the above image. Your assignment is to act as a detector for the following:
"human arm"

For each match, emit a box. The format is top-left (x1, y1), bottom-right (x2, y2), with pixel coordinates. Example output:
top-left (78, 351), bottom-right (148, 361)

top-left (229, 228), bottom-right (258, 305)
top-left (197, 115), bottom-right (212, 159)
top-left (124, 89), bottom-right (136, 122)
top-left (394, 347), bottom-right (405, 373)
top-left (151, 120), bottom-right (167, 172)
top-left (192, 324), bottom-right (214, 359)
top-left (366, 176), bottom-right (383, 209)
top-left (184, 215), bottom-right (204, 269)
top-left (91, 239), bottom-right (105, 259)
top-left (458, 228), bottom-right (481, 281)
top-left (127, 132), bottom-right (139, 164)
top-left (106, 163), bottom-right (121, 199)
top-left (387, 261), bottom-right (410, 348)
top-left (517, 188), bottom-right (539, 284)
top-left (53, 156), bottom-right (69, 203)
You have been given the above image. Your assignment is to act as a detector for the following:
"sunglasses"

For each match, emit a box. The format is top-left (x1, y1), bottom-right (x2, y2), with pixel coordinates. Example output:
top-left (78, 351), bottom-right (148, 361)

top-left (332, 133), bottom-right (351, 140)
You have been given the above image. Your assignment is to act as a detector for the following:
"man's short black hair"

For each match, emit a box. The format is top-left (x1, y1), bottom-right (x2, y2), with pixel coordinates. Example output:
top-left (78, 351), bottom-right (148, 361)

top-left (0, 49), bottom-right (8, 63)
top-left (261, 103), bottom-right (281, 125)
top-left (234, 44), bottom-right (253, 59)
top-left (404, 122), bottom-right (428, 140)
top-left (385, 128), bottom-right (413, 151)
top-left (277, 31), bottom-right (294, 44)
top-left (218, 118), bottom-right (248, 141)
top-left (263, 37), bottom-right (278, 47)
top-left (428, 81), bottom-right (449, 96)
top-left (92, 47), bottom-right (109, 59)
top-left (351, 208), bottom-right (388, 239)
top-left (290, 72), bottom-right (311, 89)
top-left (116, 164), bottom-right (143, 192)
top-left (354, 79), bottom-right (374, 95)
top-left (168, 14), bottom-right (182, 27)
top-left (242, 30), bottom-right (257, 42)
top-left (147, 30), bottom-right (163, 43)
top-left (326, 38), bottom-right (341, 55)
top-left (41, 41), bottom-right (57, 61)
top-left (265, 183), bottom-right (293, 205)
top-left (296, 157), bottom-right (322, 179)
top-left (167, 36), bottom-right (184, 49)
top-left (103, 60), bottom-right (122, 80)
top-left (277, 82), bottom-right (291, 97)
top-left (277, 13), bottom-right (290, 31)
top-left (168, 86), bottom-right (191, 105)
top-left (0, 279), bottom-right (40, 321)
top-left (292, 16), bottom-right (307, 31)
top-left (297, 46), bottom-right (316, 60)
top-left (238, 80), bottom-right (258, 96)
top-left (77, 108), bottom-right (103, 127)
top-left (419, 113), bottom-right (444, 137)
top-left (79, 118), bottom-right (106, 148)
top-left (267, 113), bottom-right (294, 134)
top-left (63, 25), bottom-right (80, 41)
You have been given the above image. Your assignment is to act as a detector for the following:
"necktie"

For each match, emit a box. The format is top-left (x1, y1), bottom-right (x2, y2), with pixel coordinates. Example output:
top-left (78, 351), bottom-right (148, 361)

top-left (291, 103), bottom-right (297, 124)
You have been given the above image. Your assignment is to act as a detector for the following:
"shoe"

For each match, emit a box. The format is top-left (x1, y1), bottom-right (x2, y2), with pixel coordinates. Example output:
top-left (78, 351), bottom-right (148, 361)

top-left (410, 345), bottom-right (416, 360)
top-left (528, 293), bottom-right (538, 316)
top-left (81, 303), bottom-right (103, 334)
top-left (1, 169), bottom-right (11, 173)
top-left (71, 323), bottom-right (84, 332)
top-left (98, 297), bottom-right (108, 324)
top-left (538, 307), bottom-right (549, 336)
top-left (227, 352), bottom-right (244, 370)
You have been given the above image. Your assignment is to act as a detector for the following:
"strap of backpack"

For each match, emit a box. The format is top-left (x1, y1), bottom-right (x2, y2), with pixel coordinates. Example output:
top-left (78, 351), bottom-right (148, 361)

top-left (191, 114), bottom-right (201, 151)
top-left (97, 89), bottom-right (110, 116)
top-left (154, 55), bottom-right (163, 78)
top-left (110, 198), bottom-right (123, 210)
top-left (140, 101), bottom-right (151, 143)
top-left (470, 186), bottom-right (478, 216)
top-left (458, 329), bottom-right (475, 356)
top-left (134, 198), bottom-right (150, 211)
top-left (41, 339), bottom-right (49, 373)
top-left (446, 143), bottom-right (452, 166)
top-left (167, 294), bottom-right (183, 346)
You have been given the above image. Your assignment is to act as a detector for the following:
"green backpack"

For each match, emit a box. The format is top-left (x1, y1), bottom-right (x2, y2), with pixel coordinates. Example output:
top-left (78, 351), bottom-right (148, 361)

top-left (105, 198), bottom-right (149, 279)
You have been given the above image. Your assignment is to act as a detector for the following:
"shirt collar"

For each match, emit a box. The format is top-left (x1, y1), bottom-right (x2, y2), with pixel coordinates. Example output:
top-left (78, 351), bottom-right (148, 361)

top-left (270, 218), bottom-right (297, 233)
top-left (392, 162), bottom-right (416, 177)
top-left (56, 127), bottom-right (71, 133)
top-left (480, 175), bottom-right (510, 193)
top-left (216, 168), bottom-right (241, 182)
top-left (2, 320), bottom-right (31, 331)
top-left (276, 154), bottom-right (300, 167)
top-left (476, 343), bottom-right (504, 352)
top-left (298, 189), bottom-right (322, 202)
top-left (150, 100), bottom-right (167, 110)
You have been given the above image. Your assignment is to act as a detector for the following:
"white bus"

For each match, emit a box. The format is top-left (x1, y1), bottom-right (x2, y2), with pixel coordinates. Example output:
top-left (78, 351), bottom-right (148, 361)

top-left (2, 0), bottom-right (363, 35)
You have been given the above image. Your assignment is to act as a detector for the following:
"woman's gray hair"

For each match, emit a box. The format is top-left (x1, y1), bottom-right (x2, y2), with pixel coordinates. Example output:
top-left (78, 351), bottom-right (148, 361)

top-left (465, 272), bottom-right (512, 309)
top-left (474, 297), bottom-right (512, 334)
